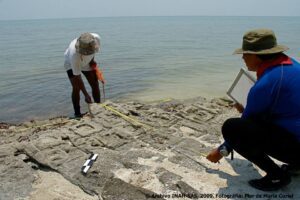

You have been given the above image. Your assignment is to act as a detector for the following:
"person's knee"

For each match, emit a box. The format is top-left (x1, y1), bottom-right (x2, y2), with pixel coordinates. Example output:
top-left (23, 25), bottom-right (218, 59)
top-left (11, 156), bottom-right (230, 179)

top-left (222, 118), bottom-right (243, 140)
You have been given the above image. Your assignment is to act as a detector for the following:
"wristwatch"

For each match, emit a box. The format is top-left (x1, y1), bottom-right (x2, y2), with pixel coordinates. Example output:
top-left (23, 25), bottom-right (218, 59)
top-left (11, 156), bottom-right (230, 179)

top-left (218, 144), bottom-right (230, 157)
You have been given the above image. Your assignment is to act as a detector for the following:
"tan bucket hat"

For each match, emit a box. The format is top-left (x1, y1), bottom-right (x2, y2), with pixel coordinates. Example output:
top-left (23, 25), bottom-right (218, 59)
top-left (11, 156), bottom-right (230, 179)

top-left (234, 29), bottom-right (288, 54)
top-left (75, 33), bottom-right (100, 55)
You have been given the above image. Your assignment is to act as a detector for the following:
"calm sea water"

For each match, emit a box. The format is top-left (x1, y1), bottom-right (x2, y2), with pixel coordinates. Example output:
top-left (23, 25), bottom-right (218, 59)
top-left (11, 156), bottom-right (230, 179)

top-left (0, 16), bottom-right (300, 123)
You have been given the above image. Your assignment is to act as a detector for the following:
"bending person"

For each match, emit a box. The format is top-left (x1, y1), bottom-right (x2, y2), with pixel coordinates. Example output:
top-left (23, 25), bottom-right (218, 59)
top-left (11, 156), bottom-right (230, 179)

top-left (64, 32), bottom-right (101, 118)
top-left (207, 29), bottom-right (300, 191)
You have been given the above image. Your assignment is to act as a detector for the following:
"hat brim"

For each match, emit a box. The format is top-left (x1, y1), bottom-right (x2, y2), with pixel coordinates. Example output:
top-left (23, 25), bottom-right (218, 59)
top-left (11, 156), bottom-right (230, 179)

top-left (233, 45), bottom-right (289, 55)
top-left (75, 41), bottom-right (100, 55)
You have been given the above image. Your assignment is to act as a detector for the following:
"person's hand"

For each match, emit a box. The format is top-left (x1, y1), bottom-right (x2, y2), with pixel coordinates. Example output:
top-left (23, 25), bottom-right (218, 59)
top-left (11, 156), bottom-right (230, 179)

top-left (233, 103), bottom-right (244, 113)
top-left (206, 148), bottom-right (223, 163)
top-left (85, 95), bottom-right (92, 104)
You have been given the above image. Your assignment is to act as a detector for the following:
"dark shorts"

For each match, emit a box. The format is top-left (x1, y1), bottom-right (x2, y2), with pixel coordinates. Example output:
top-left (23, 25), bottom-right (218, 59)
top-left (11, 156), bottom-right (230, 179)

top-left (67, 69), bottom-right (92, 79)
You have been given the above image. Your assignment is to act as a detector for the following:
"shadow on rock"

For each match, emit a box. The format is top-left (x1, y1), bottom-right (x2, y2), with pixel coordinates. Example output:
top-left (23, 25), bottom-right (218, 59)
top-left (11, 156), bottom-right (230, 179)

top-left (206, 157), bottom-right (300, 199)
top-left (206, 157), bottom-right (262, 200)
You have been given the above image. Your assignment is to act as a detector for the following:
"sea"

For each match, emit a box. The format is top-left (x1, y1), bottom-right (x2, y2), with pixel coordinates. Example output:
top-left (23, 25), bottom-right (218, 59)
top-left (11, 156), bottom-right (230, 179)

top-left (0, 16), bottom-right (299, 123)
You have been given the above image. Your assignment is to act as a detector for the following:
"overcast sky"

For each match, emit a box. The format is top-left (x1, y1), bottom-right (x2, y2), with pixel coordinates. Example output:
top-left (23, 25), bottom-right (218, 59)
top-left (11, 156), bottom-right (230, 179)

top-left (0, 0), bottom-right (299, 20)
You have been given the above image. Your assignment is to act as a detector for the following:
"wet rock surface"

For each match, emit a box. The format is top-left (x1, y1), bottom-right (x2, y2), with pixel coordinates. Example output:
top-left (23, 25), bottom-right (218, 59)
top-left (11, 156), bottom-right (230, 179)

top-left (1, 97), bottom-right (299, 199)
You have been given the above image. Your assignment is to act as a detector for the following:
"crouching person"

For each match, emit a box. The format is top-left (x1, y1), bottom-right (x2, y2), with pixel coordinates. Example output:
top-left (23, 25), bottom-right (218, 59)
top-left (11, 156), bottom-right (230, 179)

top-left (207, 29), bottom-right (300, 191)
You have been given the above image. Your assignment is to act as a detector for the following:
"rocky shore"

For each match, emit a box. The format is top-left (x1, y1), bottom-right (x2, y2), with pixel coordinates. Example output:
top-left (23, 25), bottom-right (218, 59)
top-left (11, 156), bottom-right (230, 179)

top-left (0, 97), bottom-right (299, 200)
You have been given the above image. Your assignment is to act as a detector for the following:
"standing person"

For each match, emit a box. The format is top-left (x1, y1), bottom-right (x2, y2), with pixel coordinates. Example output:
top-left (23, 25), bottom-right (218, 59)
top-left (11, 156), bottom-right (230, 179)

top-left (206, 29), bottom-right (300, 191)
top-left (64, 32), bottom-right (102, 118)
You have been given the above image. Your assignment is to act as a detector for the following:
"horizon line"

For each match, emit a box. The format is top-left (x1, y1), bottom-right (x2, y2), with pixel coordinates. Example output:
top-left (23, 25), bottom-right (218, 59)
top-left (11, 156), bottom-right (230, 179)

top-left (1, 15), bottom-right (299, 22)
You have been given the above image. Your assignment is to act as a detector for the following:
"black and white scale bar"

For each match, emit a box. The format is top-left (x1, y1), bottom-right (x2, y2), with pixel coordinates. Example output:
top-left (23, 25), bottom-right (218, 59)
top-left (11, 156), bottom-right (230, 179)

top-left (81, 153), bottom-right (98, 174)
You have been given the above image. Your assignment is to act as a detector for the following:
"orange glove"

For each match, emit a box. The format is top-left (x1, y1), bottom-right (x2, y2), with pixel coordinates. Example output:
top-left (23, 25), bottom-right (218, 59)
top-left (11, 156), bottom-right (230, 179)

top-left (233, 103), bottom-right (244, 113)
top-left (95, 67), bottom-right (105, 84)
top-left (206, 148), bottom-right (223, 163)
top-left (91, 63), bottom-right (105, 84)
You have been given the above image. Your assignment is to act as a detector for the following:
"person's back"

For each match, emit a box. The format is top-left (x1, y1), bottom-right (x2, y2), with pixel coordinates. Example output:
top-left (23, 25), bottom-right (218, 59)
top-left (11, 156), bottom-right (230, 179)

top-left (245, 58), bottom-right (300, 140)
top-left (271, 59), bottom-right (300, 136)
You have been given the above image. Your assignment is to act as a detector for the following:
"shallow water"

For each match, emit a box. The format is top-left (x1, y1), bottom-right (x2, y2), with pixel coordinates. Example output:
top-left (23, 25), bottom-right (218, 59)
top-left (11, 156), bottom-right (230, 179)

top-left (0, 16), bottom-right (299, 123)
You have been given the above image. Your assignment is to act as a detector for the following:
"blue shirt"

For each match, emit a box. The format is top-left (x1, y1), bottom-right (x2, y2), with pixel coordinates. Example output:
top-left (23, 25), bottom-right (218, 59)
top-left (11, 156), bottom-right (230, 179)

top-left (242, 58), bottom-right (300, 141)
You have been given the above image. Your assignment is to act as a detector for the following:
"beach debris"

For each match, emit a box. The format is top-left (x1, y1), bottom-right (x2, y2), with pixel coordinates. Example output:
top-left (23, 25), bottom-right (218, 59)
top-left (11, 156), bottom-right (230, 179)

top-left (81, 153), bottom-right (98, 174)
top-left (17, 135), bottom-right (30, 142)
top-left (0, 123), bottom-right (10, 129)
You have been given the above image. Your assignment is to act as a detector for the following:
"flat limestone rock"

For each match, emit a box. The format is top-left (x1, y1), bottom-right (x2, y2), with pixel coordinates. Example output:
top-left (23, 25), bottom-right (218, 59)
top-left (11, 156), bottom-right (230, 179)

top-left (102, 178), bottom-right (165, 200)
top-left (3, 98), bottom-right (298, 200)
top-left (28, 170), bottom-right (98, 200)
